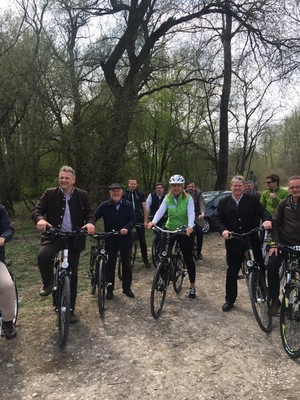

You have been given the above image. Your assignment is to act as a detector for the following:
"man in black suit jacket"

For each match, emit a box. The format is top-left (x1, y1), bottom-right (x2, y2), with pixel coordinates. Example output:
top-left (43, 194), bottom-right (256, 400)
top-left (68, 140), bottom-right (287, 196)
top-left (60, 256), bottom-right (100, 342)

top-left (213, 175), bottom-right (272, 312)
top-left (95, 183), bottom-right (136, 299)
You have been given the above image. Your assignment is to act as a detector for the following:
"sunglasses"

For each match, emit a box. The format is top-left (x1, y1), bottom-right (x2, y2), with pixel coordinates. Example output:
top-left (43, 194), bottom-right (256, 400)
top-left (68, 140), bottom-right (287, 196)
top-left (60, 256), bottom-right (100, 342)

top-left (266, 181), bottom-right (272, 184)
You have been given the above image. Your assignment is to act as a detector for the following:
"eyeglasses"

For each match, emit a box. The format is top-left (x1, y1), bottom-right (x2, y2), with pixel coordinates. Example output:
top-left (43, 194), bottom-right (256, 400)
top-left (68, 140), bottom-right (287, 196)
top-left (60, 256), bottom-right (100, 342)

top-left (266, 181), bottom-right (272, 184)
top-left (289, 186), bottom-right (300, 190)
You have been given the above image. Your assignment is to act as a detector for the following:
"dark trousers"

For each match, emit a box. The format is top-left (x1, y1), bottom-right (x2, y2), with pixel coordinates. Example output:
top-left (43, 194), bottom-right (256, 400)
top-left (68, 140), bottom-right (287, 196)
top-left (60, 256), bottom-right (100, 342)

top-left (267, 251), bottom-right (287, 299)
top-left (194, 223), bottom-right (203, 253)
top-left (135, 224), bottom-right (149, 263)
top-left (225, 236), bottom-right (263, 304)
top-left (169, 233), bottom-right (196, 284)
top-left (107, 249), bottom-right (132, 292)
top-left (37, 240), bottom-right (81, 310)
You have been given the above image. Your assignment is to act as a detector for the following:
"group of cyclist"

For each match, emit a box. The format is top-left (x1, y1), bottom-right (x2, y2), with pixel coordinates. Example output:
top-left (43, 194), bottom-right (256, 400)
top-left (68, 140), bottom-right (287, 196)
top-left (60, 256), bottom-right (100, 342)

top-left (1, 165), bottom-right (299, 340)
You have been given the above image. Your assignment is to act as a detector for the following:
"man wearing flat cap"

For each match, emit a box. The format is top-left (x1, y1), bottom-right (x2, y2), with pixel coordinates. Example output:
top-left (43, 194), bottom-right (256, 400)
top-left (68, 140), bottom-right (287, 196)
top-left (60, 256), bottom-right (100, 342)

top-left (95, 183), bottom-right (136, 299)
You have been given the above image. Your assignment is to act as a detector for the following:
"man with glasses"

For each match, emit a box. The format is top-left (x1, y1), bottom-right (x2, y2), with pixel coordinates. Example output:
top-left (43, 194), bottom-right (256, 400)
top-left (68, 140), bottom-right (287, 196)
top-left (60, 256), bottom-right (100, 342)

top-left (267, 176), bottom-right (300, 316)
top-left (260, 174), bottom-right (289, 216)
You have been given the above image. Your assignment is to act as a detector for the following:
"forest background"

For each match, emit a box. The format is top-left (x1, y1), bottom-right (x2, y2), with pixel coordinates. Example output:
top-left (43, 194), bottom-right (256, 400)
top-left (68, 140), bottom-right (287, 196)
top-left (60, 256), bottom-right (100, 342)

top-left (1, 0), bottom-right (300, 214)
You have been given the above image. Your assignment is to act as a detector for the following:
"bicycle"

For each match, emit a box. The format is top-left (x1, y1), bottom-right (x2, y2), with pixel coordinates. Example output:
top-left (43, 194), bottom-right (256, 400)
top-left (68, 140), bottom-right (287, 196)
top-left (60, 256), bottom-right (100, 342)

top-left (117, 223), bottom-right (143, 280)
top-left (229, 227), bottom-right (272, 333)
top-left (46, 227), bottom-right (86, 348)
top-left (277, 242), bottom-right (300, 358)
top-left (89, 231), bottom-right (120, 317)
top-left (150, 226), bottom-right (187, 319)
top-left (0, 259), bottom-right (18, 337)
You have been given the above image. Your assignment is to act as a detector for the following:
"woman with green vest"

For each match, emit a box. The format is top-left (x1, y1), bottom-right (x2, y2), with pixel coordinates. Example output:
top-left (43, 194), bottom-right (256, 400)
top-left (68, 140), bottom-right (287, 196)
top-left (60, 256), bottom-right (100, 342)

top-left (147, 175), bottom-right (196, 299)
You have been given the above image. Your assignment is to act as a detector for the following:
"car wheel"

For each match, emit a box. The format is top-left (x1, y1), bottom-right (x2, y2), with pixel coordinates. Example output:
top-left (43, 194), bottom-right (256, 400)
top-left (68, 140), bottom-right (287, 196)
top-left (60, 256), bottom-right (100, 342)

top-left (202, 218), bottom-right (210, 234)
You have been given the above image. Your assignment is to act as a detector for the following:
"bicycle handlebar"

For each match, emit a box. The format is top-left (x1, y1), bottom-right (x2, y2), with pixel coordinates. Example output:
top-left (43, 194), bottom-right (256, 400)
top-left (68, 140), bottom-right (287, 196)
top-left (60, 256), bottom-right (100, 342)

top-left (91, 231), bottom-right (121, 240)
top-left (229, 226), bottom-right (263, 239)
top-left (45, 227), bottom-right (87, 238)
top-left (152, 225), bottom-right (186, 235)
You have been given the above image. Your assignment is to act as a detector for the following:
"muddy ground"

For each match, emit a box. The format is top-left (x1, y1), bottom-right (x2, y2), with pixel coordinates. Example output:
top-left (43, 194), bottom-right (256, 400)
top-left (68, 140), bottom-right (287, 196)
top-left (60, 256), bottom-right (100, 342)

top-left (1, 232), bottom-right (300, 400)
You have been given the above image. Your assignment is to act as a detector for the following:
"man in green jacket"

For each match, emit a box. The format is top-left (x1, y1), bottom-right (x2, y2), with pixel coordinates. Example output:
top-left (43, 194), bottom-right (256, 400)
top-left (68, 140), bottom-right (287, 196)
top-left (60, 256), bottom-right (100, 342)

top-left (260, 174), bottom-right (289, 216)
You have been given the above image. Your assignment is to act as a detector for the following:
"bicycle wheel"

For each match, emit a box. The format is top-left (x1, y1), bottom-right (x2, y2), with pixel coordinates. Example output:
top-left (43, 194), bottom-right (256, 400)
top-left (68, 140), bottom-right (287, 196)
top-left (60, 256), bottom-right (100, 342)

top-left (130, 242), bottom-right (137, 268)
top-left (279, 259), bottom-right (287, 282)
top-left (12, 279), bottom-right (18, 326)
top-left (98, 259), bottom-right (105, 317)
top-left (117, 251), bottom-right (122, 281)
top-left (280, 283), bottom-right (300, 358)
top-left (150, 261), bottom-right (170, 319)
top-left (248, 270), bottom-right (272, 333)
top-left (172, 254), bottom-right (186, 293)
top-left (89, 246), bottom-right (97, 294)
top-left (58, 275), bottom-right (71, 348)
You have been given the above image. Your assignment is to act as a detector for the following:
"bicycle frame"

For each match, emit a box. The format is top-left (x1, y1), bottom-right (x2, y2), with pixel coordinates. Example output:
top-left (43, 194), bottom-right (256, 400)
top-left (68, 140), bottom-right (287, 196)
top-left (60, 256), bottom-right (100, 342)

top-left (229, 226), bottom-right (272, 333)
top-left (89, 231), bottom-right (120, 316)
top-left (46, 227), bottom-right (86, 348)
top-left (277, 243), bottom-right (300, 358)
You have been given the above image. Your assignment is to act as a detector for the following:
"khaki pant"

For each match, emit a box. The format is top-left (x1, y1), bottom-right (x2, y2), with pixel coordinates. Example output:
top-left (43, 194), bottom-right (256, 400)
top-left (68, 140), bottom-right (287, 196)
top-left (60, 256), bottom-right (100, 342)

top-left (0, 261), bottom-right (15, 321)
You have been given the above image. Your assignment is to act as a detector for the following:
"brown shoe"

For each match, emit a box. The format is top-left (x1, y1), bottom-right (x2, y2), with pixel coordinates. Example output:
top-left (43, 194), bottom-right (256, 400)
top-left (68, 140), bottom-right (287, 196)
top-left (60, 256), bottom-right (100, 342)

top-left (269, 297), bottom-right (281, 317)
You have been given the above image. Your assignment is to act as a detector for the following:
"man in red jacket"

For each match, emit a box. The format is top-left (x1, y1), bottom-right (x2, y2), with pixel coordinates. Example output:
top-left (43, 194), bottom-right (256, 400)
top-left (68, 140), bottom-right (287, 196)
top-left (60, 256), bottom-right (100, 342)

top-left (32, 166), bottom-right (95, 323)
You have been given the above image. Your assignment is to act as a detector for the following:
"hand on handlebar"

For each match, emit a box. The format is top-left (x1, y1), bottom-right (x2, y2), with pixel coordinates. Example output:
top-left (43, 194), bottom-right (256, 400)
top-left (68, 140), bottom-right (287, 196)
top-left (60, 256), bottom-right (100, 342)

top-left (37, 219), bottom-right (52, 233)
top-left (147, 221), bottom-right (156, 230)
top-left (222, 230), bottom-right (231, 240)
top-left (82, 223), bottom-right (95, 235)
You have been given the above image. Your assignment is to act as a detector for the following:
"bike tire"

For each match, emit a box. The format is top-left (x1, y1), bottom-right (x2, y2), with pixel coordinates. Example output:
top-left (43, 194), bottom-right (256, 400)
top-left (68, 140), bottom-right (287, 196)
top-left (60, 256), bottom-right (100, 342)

top-left (280, 283), bottom-right (300, 358)
top-left (130, 243), bottom-right (137, 268)
top-left (90, 245), bottom-right (97, 294)
top-left (248, 270), bottom-right (272, 333)
top-left (150, 261), bottom-right (170, 319)
top-left (58, 275), bottom-right (71, 348)
top-left (13, 279), bottom-right (18, 326)
top-left (98, 259), bottom-right (105, 318)
top-left (172, 254), bottom-right (186, 294)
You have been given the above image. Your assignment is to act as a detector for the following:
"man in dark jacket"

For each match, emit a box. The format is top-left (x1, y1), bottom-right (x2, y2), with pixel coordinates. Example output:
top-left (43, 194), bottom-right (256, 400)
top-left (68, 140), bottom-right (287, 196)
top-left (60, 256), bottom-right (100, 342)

top-left (31, 166), bottom-right (95, 323)
top-left (95, 183), bottom-right (136, 299)
top-left (123, 177), bottom-right (150, 268)
top-left (267, 176), bottom-right (300, 316)
top-left (213, 175), bottom-right (272, 312)
top-left (0, 204), bottom-right (16, 339)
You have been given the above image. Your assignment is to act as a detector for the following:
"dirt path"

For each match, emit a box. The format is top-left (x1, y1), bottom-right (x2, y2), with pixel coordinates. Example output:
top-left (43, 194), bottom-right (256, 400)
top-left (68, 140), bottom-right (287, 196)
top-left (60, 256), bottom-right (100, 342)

top-left (1, 233), bottom-right (300, 400)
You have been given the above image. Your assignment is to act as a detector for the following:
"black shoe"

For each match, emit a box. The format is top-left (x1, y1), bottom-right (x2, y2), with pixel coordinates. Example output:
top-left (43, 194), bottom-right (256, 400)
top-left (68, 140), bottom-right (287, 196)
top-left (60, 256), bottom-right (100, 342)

top-left (197, 253), bottom-right (203, 260)
top-left (106, 291), bottom-right (114, 300)
top-left (123, 289), bottom-right (135, 298)
top-left (69, 311), bottom-right (78, 324)
top-left (39, 284), bottom-right (52, 296)
top-left (2, 321), bottom-right (17, 340)
top-left (222, 302), bottom-right (234, 312)
top-left (189, 288), bottom-right (196, 300)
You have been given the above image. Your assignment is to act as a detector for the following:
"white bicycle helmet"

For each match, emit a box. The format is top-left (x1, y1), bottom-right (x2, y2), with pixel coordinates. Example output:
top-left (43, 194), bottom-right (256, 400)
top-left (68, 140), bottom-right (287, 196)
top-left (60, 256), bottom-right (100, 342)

top-left (169, 174), bottom-right (185, 184)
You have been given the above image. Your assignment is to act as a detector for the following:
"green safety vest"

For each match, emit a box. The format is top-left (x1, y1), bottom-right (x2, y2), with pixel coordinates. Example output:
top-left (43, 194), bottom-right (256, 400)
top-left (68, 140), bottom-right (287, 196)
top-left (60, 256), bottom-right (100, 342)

top-left (165, 193), bottom-right (189, 230)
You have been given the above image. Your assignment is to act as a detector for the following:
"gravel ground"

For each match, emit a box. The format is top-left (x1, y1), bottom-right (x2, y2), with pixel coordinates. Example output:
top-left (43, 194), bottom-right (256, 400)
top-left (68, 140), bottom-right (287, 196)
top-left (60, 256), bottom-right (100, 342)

top-left (1, 232), bottom-right (300, 400)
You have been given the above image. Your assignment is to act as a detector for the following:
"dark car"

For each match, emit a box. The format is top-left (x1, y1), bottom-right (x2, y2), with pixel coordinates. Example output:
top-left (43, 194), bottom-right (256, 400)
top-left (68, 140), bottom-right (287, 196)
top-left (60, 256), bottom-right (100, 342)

top-left (202, 191), bottom-right (232, 233)
top-left (202, 190), bottom-right (224, 204)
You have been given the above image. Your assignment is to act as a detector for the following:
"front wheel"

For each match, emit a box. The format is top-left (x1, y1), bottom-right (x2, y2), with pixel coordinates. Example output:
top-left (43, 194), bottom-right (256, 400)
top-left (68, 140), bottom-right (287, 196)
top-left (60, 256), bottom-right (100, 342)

top-left (151, 236), bottom-right (160, 269)
top-left (98, 260), bottom-right (106, 318)
top-left (248, 270), bottom-right (272, 333)
top-left (172, 254), bottom-right (186, 293)
top-left (150, 261), bottom-right (170, 319)
top-left (58, 275), bottom-right (71, 348)
top-left (280, 283), bottom-right (300, 358)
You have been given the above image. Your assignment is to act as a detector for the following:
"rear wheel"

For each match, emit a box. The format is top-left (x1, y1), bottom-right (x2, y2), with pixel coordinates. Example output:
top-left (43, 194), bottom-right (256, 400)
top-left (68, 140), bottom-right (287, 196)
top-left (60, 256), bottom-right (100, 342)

top-left (280, 283), bottom-right (300, 358)
top-left (12, 279), bottom-right (18, 326)
top-left (89, 246), bottom-right (97, 294)
top-left (248, 270), bottom-right (272, 333)
top-left (58, 275), bottom-right (71, 348)
top-left (150, 261), bottom-right (170, 319)
top-left (172, 254), bottom-right (186, 293)
top-left (98, 260), bottom-right (105, 317)
top-left (117, 252), bottom-right (122, 281)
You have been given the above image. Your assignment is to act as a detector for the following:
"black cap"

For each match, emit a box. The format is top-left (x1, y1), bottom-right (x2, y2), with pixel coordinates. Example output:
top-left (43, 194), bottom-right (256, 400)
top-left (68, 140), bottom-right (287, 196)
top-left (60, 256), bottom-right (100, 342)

top-left (109, 183), bottom-right (123, 190)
